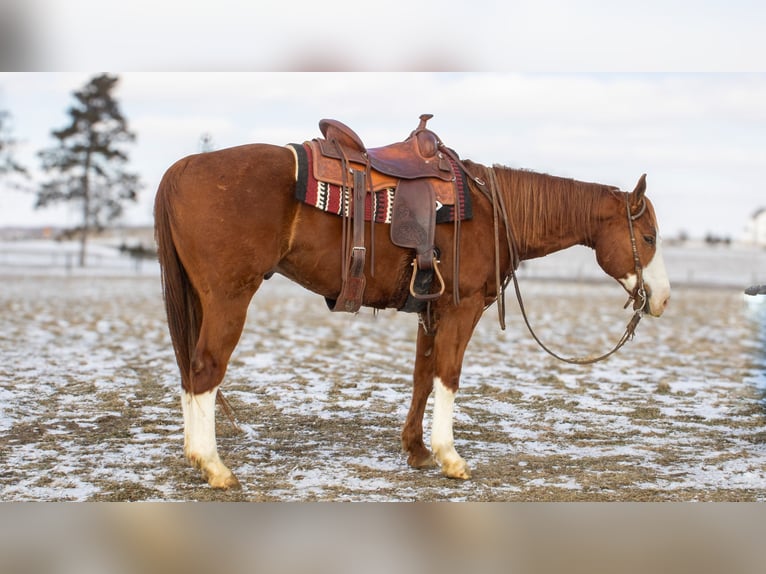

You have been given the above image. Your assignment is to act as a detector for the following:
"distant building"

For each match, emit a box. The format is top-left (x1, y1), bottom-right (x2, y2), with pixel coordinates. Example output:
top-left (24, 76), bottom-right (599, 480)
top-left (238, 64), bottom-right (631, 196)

top-left (744, 208), bottom-right (766, 247)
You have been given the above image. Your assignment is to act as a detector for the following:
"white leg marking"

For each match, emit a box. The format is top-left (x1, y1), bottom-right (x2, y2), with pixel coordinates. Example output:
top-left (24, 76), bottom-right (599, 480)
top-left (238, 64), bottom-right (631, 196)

top-left (182, 387), bottom-right (218, 461)
top-left (431, 377), bottom-right (471, 479)
top-left (182, 387), bottom-right (239, 488)
top-left (431, 377), bottom-right (455, 457)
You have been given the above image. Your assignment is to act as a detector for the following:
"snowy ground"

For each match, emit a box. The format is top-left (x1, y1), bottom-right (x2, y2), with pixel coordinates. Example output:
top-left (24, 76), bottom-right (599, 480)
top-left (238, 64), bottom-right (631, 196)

top-left (1, 241), bottom-right (765, 500)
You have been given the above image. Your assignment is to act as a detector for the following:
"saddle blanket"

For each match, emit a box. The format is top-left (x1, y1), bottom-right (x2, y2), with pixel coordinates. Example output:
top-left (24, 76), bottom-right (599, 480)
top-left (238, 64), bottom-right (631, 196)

top-left (288, 143), bottom-right (472, 224)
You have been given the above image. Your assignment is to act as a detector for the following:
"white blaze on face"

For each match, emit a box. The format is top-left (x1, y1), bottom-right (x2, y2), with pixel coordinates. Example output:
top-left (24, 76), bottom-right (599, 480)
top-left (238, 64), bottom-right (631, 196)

top-left (619, 238), bottom-right (671, 317)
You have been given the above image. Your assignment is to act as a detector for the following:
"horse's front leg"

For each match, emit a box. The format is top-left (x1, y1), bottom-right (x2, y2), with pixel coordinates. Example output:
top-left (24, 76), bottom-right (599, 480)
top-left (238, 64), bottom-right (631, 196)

top-left (430, 293), bottom-right (484, 479)
top-left (401, 322), bottom-right (438, 469)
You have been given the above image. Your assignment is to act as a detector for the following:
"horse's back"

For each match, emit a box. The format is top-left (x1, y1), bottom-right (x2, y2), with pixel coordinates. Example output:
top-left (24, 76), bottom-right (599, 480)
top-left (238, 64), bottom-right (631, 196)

top-left (161, 142), bottom-right (297, 220)
top-left (163, 143), bottom-right (294, 192)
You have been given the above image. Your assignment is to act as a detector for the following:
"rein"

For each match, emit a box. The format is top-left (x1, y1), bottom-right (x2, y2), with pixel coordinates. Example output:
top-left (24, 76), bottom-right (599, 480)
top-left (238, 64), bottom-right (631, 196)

top-left (479, 169), bottom-right (646, 365)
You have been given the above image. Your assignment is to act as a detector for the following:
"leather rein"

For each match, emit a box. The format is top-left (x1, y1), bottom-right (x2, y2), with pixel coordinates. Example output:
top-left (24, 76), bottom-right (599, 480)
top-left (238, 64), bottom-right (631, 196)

top-left (474, 168), bottom-right (647, 365)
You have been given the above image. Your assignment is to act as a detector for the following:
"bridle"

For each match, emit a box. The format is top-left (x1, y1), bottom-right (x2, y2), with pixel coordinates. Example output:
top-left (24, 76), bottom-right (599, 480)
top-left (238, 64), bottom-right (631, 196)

top-left (624, 192), bottom-right (648, 314)
top-left (477, 168), bottom-right (648, 365)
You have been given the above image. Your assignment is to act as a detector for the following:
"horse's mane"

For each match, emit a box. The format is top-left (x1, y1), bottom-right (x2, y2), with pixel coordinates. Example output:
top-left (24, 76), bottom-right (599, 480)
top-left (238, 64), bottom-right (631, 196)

top-left (474, 163), bottom-right (621, 248)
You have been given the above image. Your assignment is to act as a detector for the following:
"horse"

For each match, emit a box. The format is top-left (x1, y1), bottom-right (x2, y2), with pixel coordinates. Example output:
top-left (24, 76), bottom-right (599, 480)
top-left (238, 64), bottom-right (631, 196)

top-left (154, 136), bottom-right (671, 490)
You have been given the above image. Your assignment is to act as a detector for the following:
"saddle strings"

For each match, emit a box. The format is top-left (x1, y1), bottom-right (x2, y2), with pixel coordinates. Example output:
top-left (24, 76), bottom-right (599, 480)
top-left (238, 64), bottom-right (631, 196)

top-left (335, 140), bottom-right (351, 281)
top-left (482, 168), bottom-right (643, 365)
top-left (437, 145), bottom-right (488, 307)
top-left (367, 161), bottom-right (375, 277)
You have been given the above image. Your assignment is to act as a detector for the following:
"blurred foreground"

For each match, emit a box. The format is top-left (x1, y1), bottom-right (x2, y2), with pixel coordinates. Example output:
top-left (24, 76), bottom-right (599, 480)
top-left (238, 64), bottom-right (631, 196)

top-left (1, 504), bottom-right (765, 574)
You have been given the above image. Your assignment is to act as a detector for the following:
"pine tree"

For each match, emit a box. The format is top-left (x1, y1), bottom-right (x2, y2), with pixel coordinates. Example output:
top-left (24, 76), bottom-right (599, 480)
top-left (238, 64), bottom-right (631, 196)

top-left (37, 74), bottom-right (141, 266)
top-left (0, 109), bottom-right (27, 180)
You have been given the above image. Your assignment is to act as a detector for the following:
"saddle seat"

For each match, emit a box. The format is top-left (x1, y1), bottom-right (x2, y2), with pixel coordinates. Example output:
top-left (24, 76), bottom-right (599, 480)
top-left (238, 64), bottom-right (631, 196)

top-left (318, 114), bottom-right (454, 181)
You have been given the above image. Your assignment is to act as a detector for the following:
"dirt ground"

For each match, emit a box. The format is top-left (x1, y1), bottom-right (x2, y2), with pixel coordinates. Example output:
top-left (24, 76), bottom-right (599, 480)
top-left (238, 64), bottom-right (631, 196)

top-left (1, 266), bottom-right (765, 501)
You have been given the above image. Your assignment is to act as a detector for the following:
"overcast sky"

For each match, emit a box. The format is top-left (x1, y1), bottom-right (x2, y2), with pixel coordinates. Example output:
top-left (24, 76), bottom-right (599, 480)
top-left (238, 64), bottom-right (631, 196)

top-left (1, 1), bottom-right (765, 239)
top-left (1, 72), bottom-right (764, 239)
top-left (8, 0), bottom-right (766, 72)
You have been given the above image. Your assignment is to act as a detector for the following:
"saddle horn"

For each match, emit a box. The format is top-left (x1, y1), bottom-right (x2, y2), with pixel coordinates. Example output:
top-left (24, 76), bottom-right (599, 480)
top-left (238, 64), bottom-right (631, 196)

top-left (417, 113), bottom-right (434, 131)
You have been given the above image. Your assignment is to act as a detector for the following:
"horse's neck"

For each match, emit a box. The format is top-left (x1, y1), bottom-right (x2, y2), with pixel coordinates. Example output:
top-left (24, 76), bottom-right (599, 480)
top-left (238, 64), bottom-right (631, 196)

top-left (496, 167), bottom-right (615, 260)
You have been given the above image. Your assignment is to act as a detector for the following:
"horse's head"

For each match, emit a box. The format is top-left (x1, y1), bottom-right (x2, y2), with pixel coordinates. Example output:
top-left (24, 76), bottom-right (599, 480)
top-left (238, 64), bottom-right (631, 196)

top-left (594, 174), bottom-right (670, 317)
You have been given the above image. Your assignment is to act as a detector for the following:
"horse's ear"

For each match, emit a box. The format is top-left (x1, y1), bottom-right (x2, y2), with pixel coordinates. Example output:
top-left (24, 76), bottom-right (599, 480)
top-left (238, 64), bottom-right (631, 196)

top-left (630, 173), bottom-right (647, 208)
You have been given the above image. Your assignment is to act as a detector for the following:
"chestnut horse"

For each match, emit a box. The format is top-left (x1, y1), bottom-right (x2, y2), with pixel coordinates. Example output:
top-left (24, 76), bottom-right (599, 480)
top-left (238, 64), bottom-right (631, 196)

top-left (154, 142), bottom-right (670, 489)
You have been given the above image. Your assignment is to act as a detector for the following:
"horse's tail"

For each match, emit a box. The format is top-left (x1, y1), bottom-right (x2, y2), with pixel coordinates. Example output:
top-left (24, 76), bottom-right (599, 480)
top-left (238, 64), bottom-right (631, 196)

top-left (154, 163), bottom-right (201, 391)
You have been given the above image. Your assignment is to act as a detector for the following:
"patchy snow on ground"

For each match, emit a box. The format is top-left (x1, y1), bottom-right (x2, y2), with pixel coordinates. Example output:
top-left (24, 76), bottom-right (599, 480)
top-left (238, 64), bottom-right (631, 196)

top-left (1, 242), bottom-right (765, 500)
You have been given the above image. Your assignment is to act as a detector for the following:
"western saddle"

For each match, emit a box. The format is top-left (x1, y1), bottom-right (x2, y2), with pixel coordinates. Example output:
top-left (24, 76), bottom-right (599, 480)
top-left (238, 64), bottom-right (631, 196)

top-left (307, 114), bottom-right (467, 313)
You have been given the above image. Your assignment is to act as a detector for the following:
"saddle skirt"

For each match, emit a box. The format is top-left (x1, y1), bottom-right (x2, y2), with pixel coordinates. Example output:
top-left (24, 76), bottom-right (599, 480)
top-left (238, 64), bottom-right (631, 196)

top-left (307, 142), bottom-right (458, 207)
top-left (290, 141), bottom-right (471, 223)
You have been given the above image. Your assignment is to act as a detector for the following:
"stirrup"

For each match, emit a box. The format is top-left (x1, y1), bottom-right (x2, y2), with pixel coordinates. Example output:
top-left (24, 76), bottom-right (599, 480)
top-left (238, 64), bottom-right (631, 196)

top-left (408, 257), bottom-right (445, 301)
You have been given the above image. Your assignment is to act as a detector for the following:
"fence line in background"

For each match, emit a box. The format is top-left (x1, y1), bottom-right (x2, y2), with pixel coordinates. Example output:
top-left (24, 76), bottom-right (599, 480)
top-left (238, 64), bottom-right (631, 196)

top-left (1, 243), bottom-right (764, 288)
top-left (0, 247), bottom-right (158, 276)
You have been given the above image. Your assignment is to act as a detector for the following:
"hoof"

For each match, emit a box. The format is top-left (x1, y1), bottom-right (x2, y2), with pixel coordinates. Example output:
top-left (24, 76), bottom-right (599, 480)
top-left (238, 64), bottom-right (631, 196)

top-left (207, 471), bottom-right (241, 490)
top-left (441, 459), bottom-right (472, 480)
top-left (407, 451), bottom-right (438, 469)
top-left (188, 453), bottom-right (241, 490)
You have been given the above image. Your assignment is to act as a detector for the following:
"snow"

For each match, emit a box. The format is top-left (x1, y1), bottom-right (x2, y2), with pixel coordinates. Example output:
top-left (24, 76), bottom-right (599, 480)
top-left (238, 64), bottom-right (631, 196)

top-left (1, 239), bottom-right (766, 500)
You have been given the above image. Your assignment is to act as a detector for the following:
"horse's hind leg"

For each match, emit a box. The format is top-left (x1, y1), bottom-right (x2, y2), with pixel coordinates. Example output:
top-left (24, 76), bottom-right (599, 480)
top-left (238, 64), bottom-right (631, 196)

top-left (182, 387), bottom-right (236, 488)
top-left (183, 289), bottom-right (257, 489)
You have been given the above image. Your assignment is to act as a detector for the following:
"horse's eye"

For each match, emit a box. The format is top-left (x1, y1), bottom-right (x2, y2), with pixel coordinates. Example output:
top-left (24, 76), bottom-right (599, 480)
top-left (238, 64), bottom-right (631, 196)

top-left (643, 234), bottom-right (656, 247)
